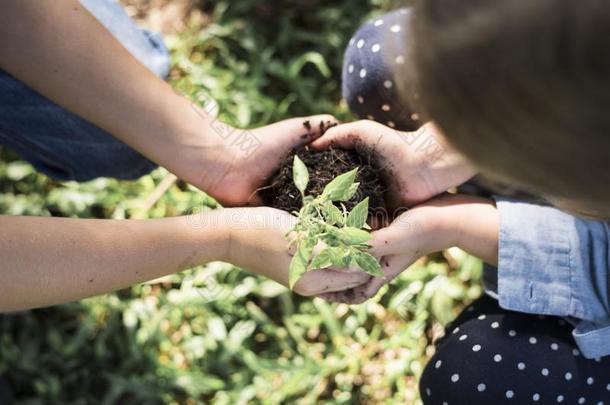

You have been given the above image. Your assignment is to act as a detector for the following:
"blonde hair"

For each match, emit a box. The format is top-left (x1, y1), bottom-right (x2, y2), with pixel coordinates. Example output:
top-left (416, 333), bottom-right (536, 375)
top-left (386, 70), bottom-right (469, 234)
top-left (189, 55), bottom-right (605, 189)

top-left (407, 0), bottom-right (610, 219)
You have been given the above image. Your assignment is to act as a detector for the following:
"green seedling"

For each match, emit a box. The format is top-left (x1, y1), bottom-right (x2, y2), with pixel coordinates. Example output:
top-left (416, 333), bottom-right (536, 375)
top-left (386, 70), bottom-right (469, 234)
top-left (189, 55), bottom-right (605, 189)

top-left (287, 155), bottom-right (383, 288)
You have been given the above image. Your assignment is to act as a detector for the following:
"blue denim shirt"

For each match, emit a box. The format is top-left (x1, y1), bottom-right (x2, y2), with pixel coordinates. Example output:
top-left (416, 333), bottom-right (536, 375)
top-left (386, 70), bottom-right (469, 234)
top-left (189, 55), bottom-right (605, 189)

top-left (484, 198), bottom-right (610, 359)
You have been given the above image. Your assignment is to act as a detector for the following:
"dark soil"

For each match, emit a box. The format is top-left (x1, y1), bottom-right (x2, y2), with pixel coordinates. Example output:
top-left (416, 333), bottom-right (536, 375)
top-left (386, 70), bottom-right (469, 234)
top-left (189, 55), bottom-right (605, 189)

top-left (262, 145), bottom-right (387, 214)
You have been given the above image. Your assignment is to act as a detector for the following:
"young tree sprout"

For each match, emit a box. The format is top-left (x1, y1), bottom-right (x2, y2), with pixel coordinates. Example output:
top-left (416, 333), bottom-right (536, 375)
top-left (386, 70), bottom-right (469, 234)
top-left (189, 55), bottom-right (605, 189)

top-left (287, 155), bottom-right (382, 288)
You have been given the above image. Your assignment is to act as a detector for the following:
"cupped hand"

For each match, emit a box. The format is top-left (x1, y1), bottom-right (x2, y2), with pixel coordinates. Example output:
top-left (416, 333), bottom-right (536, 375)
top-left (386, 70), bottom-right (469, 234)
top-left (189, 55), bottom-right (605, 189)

top-left (311, 120), bottom-right (477, 210)
top-left (203, 115), bottom-right (338, 207)
top-left (225, 207), bottom-right (370, 296)
top-left (319, 195), bottom-right (499, 304)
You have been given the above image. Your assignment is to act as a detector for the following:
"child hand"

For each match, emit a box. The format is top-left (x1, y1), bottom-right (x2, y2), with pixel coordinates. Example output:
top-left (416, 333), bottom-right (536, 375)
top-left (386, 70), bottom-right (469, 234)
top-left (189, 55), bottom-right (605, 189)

top-left (224, 207), bottom-right (370, 296)
top-left (311, 121), bottom-right (477, 210)
top-left (319, 195), bottom-right (499, 304)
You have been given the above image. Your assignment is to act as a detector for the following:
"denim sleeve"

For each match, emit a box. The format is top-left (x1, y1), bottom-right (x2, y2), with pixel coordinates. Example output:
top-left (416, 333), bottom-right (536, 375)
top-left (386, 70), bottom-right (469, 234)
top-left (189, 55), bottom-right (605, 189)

top-left (494, 198), bottom-right (610, 358)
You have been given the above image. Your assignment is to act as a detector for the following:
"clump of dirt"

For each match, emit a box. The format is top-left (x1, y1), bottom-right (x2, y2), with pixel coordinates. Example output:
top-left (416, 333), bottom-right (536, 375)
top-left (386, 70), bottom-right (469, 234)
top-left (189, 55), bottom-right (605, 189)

top-left (262, 145), bottom-right (387, 214)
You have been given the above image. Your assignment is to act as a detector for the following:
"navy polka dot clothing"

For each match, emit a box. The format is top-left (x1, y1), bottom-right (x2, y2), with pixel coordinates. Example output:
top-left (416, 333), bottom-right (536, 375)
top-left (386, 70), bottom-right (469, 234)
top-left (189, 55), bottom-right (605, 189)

top-left (342, 9), bottom-right (610, 404)
top-left (420, 295), bottom-right (610, 404)
top-left (342, 8), bottom-right (421, 131)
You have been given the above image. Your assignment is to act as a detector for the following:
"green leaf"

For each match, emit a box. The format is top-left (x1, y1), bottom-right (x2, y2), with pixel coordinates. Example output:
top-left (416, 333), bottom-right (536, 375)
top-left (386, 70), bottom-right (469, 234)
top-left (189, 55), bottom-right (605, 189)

top-left (289, 239), bottom-right (315, 288)
top-left (342, 182), bottom-right (360, 202)
top-left (322, 202), bottom-right (344, 226)
top-left (321, 168), bottom-right (358, 202)
top-left (346, 197), bottom-right (369, 228)
top-left (338, 227), bottom-right (372, 244)
top-left (308, 249), bottom-right (333, 270)
top-left (292, 155), bottom-right (309, 196)
top-left (354, 251), bottom-right (383, 277)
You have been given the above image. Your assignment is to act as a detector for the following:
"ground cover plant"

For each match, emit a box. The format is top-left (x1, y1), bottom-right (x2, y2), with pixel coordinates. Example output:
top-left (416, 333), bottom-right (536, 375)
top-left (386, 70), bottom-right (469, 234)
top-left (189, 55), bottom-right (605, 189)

top-left (0, 1), bottom-right (483, 404)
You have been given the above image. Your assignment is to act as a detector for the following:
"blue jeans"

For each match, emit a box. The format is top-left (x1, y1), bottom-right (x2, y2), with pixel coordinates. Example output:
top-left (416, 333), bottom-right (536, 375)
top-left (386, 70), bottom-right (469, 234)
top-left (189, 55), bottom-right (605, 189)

top-left (0, 0), bottom-right (170, 181)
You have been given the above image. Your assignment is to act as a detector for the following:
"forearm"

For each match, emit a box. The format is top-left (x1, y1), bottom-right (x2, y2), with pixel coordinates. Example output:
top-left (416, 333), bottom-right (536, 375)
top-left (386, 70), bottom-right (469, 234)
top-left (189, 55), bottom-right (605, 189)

top-left (0, 0), bottom-right (220, 185)
top-left (0, 212), bottom-right (230, 312)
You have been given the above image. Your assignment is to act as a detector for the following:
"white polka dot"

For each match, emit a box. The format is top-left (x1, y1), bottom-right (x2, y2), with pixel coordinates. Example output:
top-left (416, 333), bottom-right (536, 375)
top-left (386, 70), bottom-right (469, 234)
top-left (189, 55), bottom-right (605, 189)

top-left (478, 314), bottom-right (486, 320)
top-left (390, 25), bottom-right (402, 33)
top-left (366, 115), bottom-right (375, 120)
top-left (357, 39), bottom-right (365, 48)
top-left (442, 402), bottom-right (449, 405)
top-left (587, 377), bottom-right (594, 385)
top-left (506, 390), bottom-right (514, 399)
top-left (435, 360), bottom-right (442, 369)
top-left (557, 395), bottom-right (565, 402)
top-left (374, 19), bottom-right (384, 27)
top-left (357, 96), bottom-right (364, 104)
top-left (551, 343), bottom-right (559, 350)
top-left (472, 344), bottom-right (482, 352)
top-left (348, 64), bottom-right (354, 73)
top-left (533, 393), bottom-right (541, 401)
top-left (595, 357), bottom-right (602, 362)
top-left (606, 383), bottom-right (610, 390)
top-left (451, 374), bottom-right (460, 383)
top-left (459, 334), bottom-right (468, 341)
top-left (371, 44), bottom-right (381, 53)
top-left (578, 398), bottom-right (586, 404)
top-left (452, 327), bottom-right (460, 334)
top-left (426, 388), bottom-right (431, 396)
top-left (542, 368), bottom-right (549, 376)
top-left (494, 354), bottom-right (502, 362)
top-left (565, 372), bottom-right (573, 380)
top-left (477, 383), bottom-right (486, 392)
top-left (410, 113), bottom-right (420, 121)
top-left (395, 55), bottom-right (405, 64)
top-left (359, 69), bottom-right (367, 78)
top-left (491, 321), bottom-right (500, 328)
top-left (597, 402), bottom-right (604, 405)
top-left (529, 337), bottom-right (538, 344)
top-left (517, 362), bottom-right (526, 370)
top-left (509, 330), bottom-right (517, 337)
top-left (383, 80), bottom-right (393, 89)
top-left (387, 121), bottom-right (395, 128)
top-left (573, 349), bottom-right (581, 356)
top-left (381, 104), bottom-right (391, 112)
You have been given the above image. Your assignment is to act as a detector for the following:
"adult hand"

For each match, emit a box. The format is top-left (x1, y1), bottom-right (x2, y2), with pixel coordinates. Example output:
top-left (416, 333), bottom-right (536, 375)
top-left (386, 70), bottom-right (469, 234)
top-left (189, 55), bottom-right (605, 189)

top-left (225, 207), bottom-right (370, 296)
top-left (311, 120), bottom-right (477, 210)
top-left (319, 195), bottom-right (499, 304)
top-left (192, 114), bottom-right (338, 207)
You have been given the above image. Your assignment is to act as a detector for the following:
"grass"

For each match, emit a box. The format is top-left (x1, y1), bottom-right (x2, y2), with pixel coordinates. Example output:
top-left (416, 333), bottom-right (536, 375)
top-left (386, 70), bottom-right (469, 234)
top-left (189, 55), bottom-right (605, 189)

top-left (0, 1), bottom-right (482, 404)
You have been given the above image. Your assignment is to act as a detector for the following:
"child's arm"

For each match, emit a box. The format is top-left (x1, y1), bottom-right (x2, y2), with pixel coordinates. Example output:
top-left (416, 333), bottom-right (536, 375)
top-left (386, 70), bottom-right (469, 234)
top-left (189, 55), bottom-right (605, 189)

top-left (0, 208), bottom-right (369, 312)
top-left (0, 0), bottom-right (334, 207)
top-left (320, 195), bottom-right (499, 304)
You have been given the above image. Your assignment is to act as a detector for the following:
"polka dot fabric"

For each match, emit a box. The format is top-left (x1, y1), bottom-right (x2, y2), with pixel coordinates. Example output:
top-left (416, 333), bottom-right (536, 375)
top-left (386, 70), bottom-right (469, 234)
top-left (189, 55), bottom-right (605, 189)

top-left (342, 9), bottom-right (421, 131)
top-left (420, 295), bottom-right (610, 404)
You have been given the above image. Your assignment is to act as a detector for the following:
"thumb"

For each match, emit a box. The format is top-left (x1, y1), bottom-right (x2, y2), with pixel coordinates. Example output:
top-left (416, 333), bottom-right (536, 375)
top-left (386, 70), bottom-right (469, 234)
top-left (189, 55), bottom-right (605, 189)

top-left (256, 114), bottom-right (339, 149)
top-left (310, 120), bottom-right (386, 150)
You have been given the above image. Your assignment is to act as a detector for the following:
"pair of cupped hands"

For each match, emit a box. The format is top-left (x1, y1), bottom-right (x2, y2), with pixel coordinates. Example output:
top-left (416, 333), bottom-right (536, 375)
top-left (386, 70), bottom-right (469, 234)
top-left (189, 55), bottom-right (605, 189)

top-left (204, 115), bottom-right (480, 304)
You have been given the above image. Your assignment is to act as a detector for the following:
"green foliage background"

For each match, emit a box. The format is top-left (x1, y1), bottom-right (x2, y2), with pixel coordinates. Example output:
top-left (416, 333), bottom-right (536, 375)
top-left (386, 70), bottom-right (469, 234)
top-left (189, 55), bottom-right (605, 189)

top-left (0, 1), bottom-right (482, 403)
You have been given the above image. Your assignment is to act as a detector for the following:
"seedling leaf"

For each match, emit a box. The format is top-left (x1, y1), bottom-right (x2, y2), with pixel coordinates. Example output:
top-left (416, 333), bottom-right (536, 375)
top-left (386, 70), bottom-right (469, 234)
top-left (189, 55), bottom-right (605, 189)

top-left (347, 197), bottom-right (369, 228)
top-left (289, 239), bottom-right (314, 288)
top-left (293, 155), bottom-right (309, 196)
top-left (308, 249), bottom-right (334, 270)
top-left (321, 168), bottom-right (358, 202)
top-left (354, 251), bottom-right (383, 277)
top-left (338, 227), bottom-right (372, 244)
top-left (322, 202), bottom-right (344, 226)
